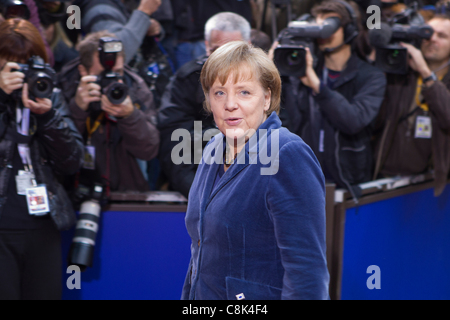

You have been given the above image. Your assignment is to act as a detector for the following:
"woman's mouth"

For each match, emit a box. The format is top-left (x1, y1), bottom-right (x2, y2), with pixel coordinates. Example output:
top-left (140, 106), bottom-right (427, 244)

top-left (225, 118), bottom-right (243, 126)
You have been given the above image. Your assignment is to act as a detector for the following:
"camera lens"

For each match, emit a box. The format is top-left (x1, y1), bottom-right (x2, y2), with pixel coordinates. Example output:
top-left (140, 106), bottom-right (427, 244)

top-left (387, 50), bottom-right (400, 66)
top-left (69, 200), bottom-right (101, 271)
top-left (274, 47), bottom-right (307, 77)
top-left (105, 82), bottom-right (128, 105)
top-left (110, 87), bottom-right (122, 100)
top-left (287, 50), bottom-right (302, 66)
top-left (36, 79), bottom-right (48, 92)
top-left (28, 72), bottom-right (54, 99)
top-left (375, 47), bottom-right (409, 75)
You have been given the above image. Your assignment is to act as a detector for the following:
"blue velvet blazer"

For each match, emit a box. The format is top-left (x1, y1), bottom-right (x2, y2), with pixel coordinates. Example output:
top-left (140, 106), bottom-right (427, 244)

top-left (181, 112), bottom-right (329, 300)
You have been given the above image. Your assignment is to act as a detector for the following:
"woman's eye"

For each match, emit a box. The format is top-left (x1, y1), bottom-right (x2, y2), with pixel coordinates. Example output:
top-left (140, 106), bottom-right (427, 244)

top-left (240, 90), bottom-right (250, 96)
top-left (214, 91), bottom-right (225, 96)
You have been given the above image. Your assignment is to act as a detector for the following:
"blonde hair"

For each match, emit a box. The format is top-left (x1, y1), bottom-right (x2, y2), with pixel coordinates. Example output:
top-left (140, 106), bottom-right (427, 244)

top-left (200, 41), bottom-right (281, 116)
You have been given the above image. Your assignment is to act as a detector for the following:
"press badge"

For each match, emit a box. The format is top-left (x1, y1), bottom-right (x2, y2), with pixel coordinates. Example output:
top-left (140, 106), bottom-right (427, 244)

top-left (415, 115), bottom-right (432, 139)
top-left (15, 170), bottom-right (36, 195)
top-left (25, 185), bottom-right (50, 216)
top-left (83, 145), bottom-right (96, 170)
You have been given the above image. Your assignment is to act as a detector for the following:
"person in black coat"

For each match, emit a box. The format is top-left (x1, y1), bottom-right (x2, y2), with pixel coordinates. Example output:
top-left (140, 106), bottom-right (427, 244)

top-left (0, 18), bottom-right (83, 300)
top-left (280, 0), bottom-right (386, 199)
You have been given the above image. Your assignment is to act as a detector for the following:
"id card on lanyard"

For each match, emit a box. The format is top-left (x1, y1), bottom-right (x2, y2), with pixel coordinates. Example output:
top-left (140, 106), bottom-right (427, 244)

top-left (415, 77), bottom-right (433, 139)
top-left (15, 107), bottom-right (50, 215)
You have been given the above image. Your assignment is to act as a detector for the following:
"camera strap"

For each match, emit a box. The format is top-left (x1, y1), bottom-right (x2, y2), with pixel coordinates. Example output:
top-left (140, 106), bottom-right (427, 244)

top-left (14, 104), bottom-right (49, 214)
top-left (16, 105), bottom-right (33, 173)
top-left (83, 111), bottom-right (111, 197)
top-left (83, 112), bottom-right (105, 171)
top-left (86, 112), bottom-right (105, 145)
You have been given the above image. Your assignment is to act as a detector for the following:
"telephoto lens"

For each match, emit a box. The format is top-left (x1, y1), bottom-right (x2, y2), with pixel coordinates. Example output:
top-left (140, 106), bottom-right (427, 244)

top-left (68, 199), bottom-right (101, 272)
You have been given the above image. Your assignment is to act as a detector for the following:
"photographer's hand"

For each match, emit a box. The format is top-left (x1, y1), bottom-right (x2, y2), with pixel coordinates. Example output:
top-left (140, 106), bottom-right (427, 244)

top-left (138, 0), bottom-right (162, 16)
top-left (401, 42), bottom-right (432, 80)
top-left (300, 48), bottom-right (321, 94)
top-left (75, 74), bottom-right (102, 111)
top-left (101, 95), bottom-right (134, 119)
top-left (22, 83), bottom-right (52, 115)
top-left (147, 18), bottom-right (161, 37)
top-left (0, 62), bottom-right (24, 95)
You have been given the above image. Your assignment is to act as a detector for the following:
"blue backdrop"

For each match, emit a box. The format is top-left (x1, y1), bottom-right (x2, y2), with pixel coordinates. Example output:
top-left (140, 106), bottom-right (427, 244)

top-left (61, 210), bottom-right (191, 300)
top-left (59, 185), bottom-right (450, 300)
top-left (341, 186), bottom-right (450, 300)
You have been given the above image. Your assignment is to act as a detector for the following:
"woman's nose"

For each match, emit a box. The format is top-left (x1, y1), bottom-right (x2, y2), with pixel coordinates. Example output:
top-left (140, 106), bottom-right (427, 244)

top-left (225, 94), bottom-right (238, 111)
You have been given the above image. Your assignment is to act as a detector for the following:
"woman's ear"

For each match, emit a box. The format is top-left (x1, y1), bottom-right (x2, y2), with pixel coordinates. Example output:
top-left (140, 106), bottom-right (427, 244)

top-left (264, 88), bottom-right (272, 112)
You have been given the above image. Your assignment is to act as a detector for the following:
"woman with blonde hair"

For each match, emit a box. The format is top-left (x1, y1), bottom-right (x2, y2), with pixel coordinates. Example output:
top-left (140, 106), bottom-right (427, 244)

top-left (181, 41), bottom-right (329, 300)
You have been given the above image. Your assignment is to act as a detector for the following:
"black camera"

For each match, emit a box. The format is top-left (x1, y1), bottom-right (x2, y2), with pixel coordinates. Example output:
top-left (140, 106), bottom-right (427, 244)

top-left (12, 56), bottom-right (56, 101)
top-left (95, 37), bottom-right (128, 105)
top-left (274, 15), bottom-right (341, 77)
top-left (372, 2), bottom-right (434, 74)
top-left (0, 0), bottom-right (30, 19)
top-left (68, 183), bottom-right (104, 272)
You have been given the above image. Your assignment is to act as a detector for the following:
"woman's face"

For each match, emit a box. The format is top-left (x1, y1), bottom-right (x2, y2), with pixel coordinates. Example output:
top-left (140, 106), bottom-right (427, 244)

top-left (209, 66), bottom-right (271, 145)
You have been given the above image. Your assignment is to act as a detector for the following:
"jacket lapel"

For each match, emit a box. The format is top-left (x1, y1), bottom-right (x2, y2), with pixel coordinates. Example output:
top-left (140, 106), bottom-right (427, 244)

top-left (205, 151), bottom-right (250, 210)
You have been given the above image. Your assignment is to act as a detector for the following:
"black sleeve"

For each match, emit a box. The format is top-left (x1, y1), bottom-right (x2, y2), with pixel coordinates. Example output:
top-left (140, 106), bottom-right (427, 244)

top-left (34, 89), bottom-right (84, 176)
top-left (313, 70), bottom-right (387, 135)
top-left (157, 64), bottom-right (215, 197)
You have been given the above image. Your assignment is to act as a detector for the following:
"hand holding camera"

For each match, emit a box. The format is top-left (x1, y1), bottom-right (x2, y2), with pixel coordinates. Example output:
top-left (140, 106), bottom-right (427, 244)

top-left (75, 73), bottom-right (102, 111)
top-left (21, 82), bottom-right (52, 114)
top-left (300, 47), bottom-right (321, 94)
top-left (101, 94), bottom-right (134, 119)
top-left (0, 62), bottom-right (24, 95)
top-left (0, 58), bottom-right (54, 114)
top-left (400, 42), bottom-right (432, 79)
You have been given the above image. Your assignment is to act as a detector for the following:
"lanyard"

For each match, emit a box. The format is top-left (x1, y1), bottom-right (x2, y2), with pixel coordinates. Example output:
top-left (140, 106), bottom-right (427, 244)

top-left (86, 112), bottom-right (104, 145)
top-left (416, 73), bottom-right (445, 112)
top-left (85, 111), bottom-right (111, 197)
top-left (16, 106), bottom-right (33, 172)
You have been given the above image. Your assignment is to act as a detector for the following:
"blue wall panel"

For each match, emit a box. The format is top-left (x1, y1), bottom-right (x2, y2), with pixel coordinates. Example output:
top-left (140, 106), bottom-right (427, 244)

top-left (61, 210), bottom-right (191, 300)
top-left (341, 187), bottom-right (450, 300)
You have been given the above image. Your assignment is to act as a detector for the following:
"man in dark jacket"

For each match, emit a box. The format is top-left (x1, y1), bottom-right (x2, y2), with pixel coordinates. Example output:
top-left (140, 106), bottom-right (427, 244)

top-left (58, 31), bottom-right (160, 195)
top-left (373, 15), bottom-right (450, 196)
top-left (281, 1), bottom-right (386, 198)
top-left (157, 12), bottom-right (251, 198)
top-left (170, 0), bottom-right (253, 69)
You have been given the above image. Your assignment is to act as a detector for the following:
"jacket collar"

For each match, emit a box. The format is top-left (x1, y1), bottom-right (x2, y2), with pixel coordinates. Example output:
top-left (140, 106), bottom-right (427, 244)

top-left (200, 112), bottom-right (281, 210)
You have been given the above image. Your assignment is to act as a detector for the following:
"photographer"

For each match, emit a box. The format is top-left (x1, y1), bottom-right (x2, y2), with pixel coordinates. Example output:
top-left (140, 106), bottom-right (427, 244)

top-left (73, 0), bottom-right (162, 65)
top-left (280, 0), bottom-right (386, 198)
top-left (373, 15), bottom-right (450, 196)
top-left (57, 31), bottom-right (160, 195)
top-left (0, 18), bottom-right (83, 300)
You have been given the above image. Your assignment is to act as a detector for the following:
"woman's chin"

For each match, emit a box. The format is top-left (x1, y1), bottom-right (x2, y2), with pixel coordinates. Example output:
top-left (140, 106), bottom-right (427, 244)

top-left (223, 128), bottom-right (257, 144)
